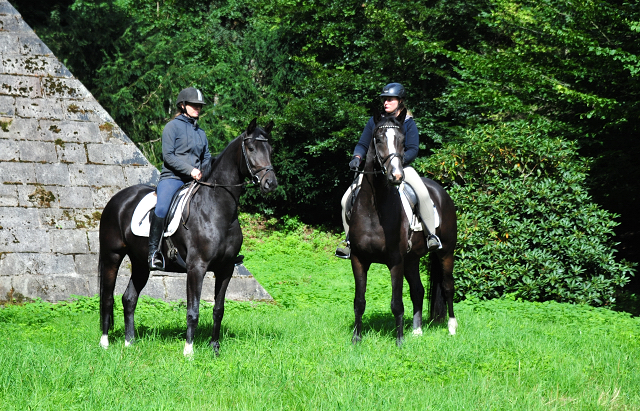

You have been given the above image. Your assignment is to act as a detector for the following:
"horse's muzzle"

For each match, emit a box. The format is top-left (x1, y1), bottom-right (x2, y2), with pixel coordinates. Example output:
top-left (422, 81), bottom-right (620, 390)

top-left (261, 171), bottom-right (278, 193)
top-left (388, 166), bottom-right (404, 186)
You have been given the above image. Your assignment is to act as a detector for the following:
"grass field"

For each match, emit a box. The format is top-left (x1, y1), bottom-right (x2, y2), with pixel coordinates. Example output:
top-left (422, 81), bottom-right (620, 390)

top-left (1, 215), bottom-right (639, 410)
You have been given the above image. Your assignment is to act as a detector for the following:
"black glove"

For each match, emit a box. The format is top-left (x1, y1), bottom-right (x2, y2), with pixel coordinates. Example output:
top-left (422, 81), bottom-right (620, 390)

top-left (349, 156), bottom-right (361, 170)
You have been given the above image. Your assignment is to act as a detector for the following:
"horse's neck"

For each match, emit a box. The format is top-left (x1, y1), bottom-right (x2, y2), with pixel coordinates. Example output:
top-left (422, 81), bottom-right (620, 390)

top-left (203, 137), bottom-right (244, 186)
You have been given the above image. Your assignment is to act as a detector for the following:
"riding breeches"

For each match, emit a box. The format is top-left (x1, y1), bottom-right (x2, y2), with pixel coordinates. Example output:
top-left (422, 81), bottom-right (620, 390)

top-left (155, 178), bottom-right (186, 218)
top-left (340, 167), bottom-right (436, 238)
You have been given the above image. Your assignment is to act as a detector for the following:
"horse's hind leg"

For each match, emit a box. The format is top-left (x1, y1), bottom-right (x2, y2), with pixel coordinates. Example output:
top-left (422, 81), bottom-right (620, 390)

top-left (429, 251), bottom-right (457, 335)
top-left (122, 257), bottom-right (150, 346)
top-left (404, 255), bottom-right (425, 336)
top-left (209, 263), bottom-right (234, 356)
top-left (351, 256), bottom-right (370, 344)
top-left (99, 250), bottom-right (124, 349)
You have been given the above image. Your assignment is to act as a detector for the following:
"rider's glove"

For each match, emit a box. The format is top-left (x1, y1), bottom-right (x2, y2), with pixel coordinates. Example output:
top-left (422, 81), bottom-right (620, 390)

top-left (349, 156), bottom-right (361, 171)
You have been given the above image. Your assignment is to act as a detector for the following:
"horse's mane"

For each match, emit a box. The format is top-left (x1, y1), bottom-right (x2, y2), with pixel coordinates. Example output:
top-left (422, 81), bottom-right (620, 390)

top-left (200, 134), bottom-right (243, 181)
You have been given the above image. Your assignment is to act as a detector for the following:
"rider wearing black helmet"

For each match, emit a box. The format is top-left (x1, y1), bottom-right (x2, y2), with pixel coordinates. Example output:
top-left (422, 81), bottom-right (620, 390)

top-left (148, 87), bottom-right (211, 270)
top-left (335, 82), bottom-right (442, 258)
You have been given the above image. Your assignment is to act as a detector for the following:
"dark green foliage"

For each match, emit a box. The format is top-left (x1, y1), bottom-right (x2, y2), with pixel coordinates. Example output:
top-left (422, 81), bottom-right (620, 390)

top-left (416, 119), bottom-right (635, 305)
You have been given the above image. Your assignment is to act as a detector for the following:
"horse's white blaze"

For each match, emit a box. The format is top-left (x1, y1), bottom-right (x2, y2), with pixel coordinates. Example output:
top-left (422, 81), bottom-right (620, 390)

top-left (183, 342), bottom-right (194, 357)
top-left (385, 128), bottom-right (403, 177)
top-left (448, 317), bottom-right (458, 335)
top-left (99, 335), bottom-right (109, 349)
top-left (412, 327), bottom-right (423, 336)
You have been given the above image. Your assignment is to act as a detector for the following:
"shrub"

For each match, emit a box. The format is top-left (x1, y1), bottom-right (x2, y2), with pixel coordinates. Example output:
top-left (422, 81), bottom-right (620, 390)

top-left (415, 119), bottom-right (635, 306)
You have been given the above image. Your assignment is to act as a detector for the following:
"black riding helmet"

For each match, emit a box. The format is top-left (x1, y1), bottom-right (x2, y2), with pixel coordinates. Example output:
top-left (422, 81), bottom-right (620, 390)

top-left (176, 87), bottom-right (206, 109)
top-left (379, 82), bottom-right (406, 100)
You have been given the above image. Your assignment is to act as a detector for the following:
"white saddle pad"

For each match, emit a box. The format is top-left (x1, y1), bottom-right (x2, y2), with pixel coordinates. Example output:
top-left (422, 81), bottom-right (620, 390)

top-left (131, 186), bottom-right (191, 237)
top-left (398, 182), bottom-right (439, 232)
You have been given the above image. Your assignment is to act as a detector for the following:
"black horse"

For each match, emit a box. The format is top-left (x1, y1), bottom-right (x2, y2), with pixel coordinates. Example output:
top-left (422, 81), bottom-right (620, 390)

top-left (98, 119), bottom-right (277, 356)
top-left (348, 109), bottom-right (457, 346)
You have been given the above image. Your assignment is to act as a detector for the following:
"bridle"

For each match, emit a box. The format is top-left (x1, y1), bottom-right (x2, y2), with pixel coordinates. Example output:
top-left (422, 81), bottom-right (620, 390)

top-left (371, 124), bottom-right (403, 175)
top-left (241, 133), bottom-right (274, 186)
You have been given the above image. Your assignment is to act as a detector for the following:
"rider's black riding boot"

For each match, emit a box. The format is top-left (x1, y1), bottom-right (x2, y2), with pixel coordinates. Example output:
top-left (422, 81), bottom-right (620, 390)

top-left (335, 235), bottom-right (351, 259)
top-left (148, 210), bottom-right (166, 271)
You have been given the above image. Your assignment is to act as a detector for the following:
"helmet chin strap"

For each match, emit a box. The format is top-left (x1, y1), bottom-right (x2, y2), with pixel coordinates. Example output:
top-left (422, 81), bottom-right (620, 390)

top-left (179, 103), bottom-right (199, 127)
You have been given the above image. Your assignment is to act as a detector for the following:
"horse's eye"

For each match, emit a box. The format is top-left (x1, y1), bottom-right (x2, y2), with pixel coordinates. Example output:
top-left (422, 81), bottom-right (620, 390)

top-left (248, 146), bottom-right (255, 152)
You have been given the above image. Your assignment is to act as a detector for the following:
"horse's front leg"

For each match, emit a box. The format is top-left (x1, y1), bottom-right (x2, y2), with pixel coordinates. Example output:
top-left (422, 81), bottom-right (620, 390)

top-left (389, 262), bottom-right (405, 346)
top-left (184, 262), bottom-right (207, 357)
top-left (210, 263), bottom-right (234, 356)
top-left (442, 252), bottom-right (458, 335)
top-left (403, 255), bottom-right (424, 336)
top-left (351, 255), bottom-right (370, 344)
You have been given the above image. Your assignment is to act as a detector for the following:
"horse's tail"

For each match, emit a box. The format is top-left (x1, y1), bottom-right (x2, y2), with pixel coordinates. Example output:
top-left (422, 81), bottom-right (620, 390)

top-left (428, 252), bottom-right (448, 323)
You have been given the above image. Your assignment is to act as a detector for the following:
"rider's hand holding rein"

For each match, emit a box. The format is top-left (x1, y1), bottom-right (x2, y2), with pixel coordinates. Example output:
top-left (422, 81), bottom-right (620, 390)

top-left (191, 168), bottom-right (202, 181)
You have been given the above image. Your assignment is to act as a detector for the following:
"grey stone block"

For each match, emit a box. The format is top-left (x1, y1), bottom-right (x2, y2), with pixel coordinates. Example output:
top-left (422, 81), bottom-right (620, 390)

top-left (124, 165), bottom-right (160, 186)
top-left (0, 116), bottom-right (38, 139)
top-left (226, 276), bottom-right (273, 301)
top-left (0, 184), bottom-right (18, 206)
top-left (0, 161), bottom-right (36, 183)
top-left (1, 55), bottom-right (68, 77)
top-left (0, 1), bottom-right (20, 16)
top-left (0, 137), bottom-right (19, 160)
top-left (50, 229), bottom-right (89, 254)
top-left (87, 230), bottom-right (99, 253)
top-left (0, 206), bottom-right (40, 228)
top-left (87, 143), bottom-right (149, 166)
top-left (0, 227), bottom-right (52, 252)
top-left (18, 35), bottom-right (53, 56)
top-left (12, 274), bottom-right (92, 302)
top-left (92, 186), bottom-right (123, 209)
top-left (0, 276), bottom-right (11, 299)
top-left (63, 100), bottom-right (106, 123)
top-left (17, 184), bottom-right (58, 208)
top-left (56, 142), bottom-right (87, 163)
top-left (0, 33), bottom-right (18, 55)
top-left (0, 14), bottom-right (30, 32)
top-left (57, 186), bottom-right (94, 209)
top-left (0, 253), bottom-right (75, 276)
top-left (0, 95), bottom-right (15, 116)
top-left (15, 97), bottom-right (64, 120)
top-left (0, 74), bottom-right (41, 98)
top-left (42, 77), bottom-right (90, 100)
top-left (18, 140), bottom-right (57, 162)
top-left (68, 164), bottom-right (125, 186)
top-left (75, 253), bottom-right (98, 276)
top-left (37, 208), bottom-right (85, 230)
top-left (98, 122), bottom-right (133, 144)
top-left (39, 120), bottom-right (101, 143)
top-left (165, 276), bottom-right (188, 301)
top-left (34, 162), bottom-right (70, 185)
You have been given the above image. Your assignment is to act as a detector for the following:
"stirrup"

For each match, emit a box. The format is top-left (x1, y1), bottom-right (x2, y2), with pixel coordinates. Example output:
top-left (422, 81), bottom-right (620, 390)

top-left (427, 234), bottom-right (442, 251)
top-left (149, 250), bottom-right (165, 271)
top-left (335, 241), bottom-right (351, 259)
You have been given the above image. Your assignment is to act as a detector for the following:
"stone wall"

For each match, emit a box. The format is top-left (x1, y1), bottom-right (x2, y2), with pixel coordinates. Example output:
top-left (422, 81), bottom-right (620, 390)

top-left (0, 0), bottom-right (271, 303)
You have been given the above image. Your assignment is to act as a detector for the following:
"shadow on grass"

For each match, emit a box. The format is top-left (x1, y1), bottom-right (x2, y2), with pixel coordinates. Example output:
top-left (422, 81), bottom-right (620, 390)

top-left (361, 310), bottom-right (449, 340)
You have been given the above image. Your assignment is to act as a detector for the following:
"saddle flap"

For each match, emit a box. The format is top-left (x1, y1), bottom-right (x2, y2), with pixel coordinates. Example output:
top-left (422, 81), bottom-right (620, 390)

top-left (130, 186), bottom-right (191, 237)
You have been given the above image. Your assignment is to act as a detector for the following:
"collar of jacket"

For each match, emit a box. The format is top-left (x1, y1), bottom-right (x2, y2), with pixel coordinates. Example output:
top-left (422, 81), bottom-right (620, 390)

top-left (176, 114), bottom-right (199, 129)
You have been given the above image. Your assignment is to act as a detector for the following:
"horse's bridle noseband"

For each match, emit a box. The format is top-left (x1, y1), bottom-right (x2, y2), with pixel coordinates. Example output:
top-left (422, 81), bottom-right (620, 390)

top-left (241, 134), bottom-right (274, 186)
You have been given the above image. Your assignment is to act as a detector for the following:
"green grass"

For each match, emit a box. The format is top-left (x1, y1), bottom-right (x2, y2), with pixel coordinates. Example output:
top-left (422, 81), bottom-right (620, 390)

top-left (1, 215), bottom-right (640, 410)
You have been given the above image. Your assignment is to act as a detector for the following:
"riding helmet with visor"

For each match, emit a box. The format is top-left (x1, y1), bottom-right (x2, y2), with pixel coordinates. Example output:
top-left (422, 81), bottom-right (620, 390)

top-left (379, 82), bottom-right (406, 100)
top-left (176, 87), bottom-right (206, 109)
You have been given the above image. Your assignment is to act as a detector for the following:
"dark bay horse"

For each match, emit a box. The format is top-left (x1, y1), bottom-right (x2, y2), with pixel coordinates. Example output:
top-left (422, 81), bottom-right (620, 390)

top-left (98, 119), bottom-right (277, 356)
top-left (348, 109), bottom-right (457, 346)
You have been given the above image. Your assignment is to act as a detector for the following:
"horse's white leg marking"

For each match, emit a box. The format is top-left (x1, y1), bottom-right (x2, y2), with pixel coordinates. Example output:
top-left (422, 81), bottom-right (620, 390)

top-left (183, 342), bottom-right (194, 357)
top-left (412, 327), bottom-right (423, 336)
top-left (124, 340), bottom-right (131, 347)
top-left (448, 317), bottom-right (458, 335)
top-left (99, 334), bottom-right (109, 349)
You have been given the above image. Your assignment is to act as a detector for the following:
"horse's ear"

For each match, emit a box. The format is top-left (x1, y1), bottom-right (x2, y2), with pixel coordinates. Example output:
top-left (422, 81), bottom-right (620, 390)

top-left (396, 108), bottom-right (407, 124)
top-left (373, 109), bottom-right (382, 124)
top-left (264, 121), bottom-right (274, 134)
top-left (247, 118), bottom-right (257, 134)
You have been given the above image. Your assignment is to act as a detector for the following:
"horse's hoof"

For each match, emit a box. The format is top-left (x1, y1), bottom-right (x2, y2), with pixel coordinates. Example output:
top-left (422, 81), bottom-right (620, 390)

top-left (448, 317), bottom-right (458, 335)
top-left (351, 335), bottom-right (362, 345)
top-left (99, 335), bottom-right (109, 349)
top-left (124, 339), bottom-right (133, 347)
top-left (412, 327), bottom-right (423, 336)
top-left (396, 337), bottom-right (404, 347)
top-left (210, 340), bottom-right (220, 356)
top-left (183, 342), bottom-right (194, 357)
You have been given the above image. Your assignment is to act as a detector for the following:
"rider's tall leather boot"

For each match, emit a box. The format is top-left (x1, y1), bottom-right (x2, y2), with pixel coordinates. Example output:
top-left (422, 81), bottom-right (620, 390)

top-left (148, 210), bottom-right (166, 271)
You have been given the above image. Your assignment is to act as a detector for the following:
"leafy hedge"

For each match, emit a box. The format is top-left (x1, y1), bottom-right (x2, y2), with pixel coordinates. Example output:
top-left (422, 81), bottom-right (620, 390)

top-left (415, 119), bottom-right (635, 306)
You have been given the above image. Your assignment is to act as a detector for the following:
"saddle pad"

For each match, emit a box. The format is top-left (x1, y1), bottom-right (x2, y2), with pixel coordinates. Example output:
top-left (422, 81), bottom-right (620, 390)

top-left (130, 187), bottom-right (190, 237)
top-left (398, 182), bottom-right (439, 231)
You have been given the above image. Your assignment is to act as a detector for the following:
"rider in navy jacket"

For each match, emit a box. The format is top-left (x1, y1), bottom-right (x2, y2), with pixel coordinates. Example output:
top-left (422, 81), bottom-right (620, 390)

top-left (148, 87), bottom-right (209, 271)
